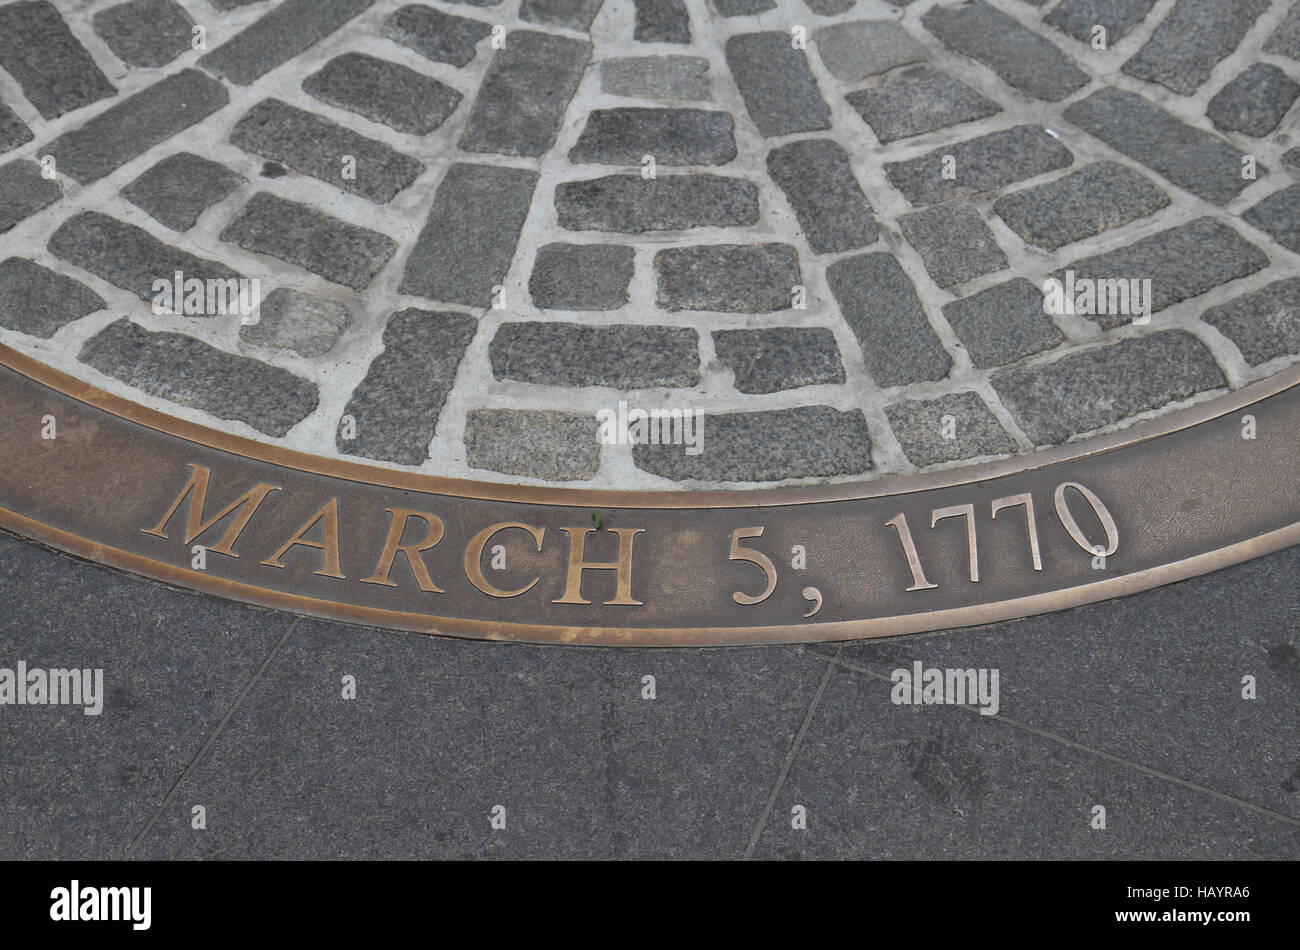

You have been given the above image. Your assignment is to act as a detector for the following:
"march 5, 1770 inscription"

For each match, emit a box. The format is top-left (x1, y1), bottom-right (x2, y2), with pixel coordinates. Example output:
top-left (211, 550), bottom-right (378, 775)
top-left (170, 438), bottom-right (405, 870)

top-left (0, 347), bottom-right (1296, 645)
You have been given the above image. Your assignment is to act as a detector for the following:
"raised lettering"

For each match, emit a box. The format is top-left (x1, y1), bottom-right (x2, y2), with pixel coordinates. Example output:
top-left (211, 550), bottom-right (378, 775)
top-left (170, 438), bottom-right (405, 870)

top-left (464, 522), bottom-right (545, 598)
top-left (142, 463), bottom-right (280, 558)
top-left (361, 508), bottom-right (445, 592)
top-left (552, 528), bottom-right (644, 606)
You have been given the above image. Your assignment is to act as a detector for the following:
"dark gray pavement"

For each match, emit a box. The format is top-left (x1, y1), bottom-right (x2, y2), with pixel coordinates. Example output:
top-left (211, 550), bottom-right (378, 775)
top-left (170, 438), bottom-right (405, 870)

top-left (0, 529), bottom-right (1295, 860)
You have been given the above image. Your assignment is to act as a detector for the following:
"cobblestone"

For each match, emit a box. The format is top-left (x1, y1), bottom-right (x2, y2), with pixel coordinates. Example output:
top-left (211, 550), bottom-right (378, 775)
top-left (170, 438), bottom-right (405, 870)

top-left (337, 309), bottom-right (477, 465)
top-left (1264, 4), bottom-right (1300, 61)
top-left (79, 319), bottom-right (318, 437)
top-left (1122, 0), bottom-right (1268, 95)
top-left (884, 126), bottom-right (1073, 207)
top-left (654, 244), bottom-right (800, 313)
top-left (0, 258), bottom-right (104, 339)
top-left (845, 67), bottom-right (1001, 145)
top-left (570, 108), bottom-right (735, 166)
top-left (520, 0), bottom-right (605, 32)
top-left (45, 70), bottom-right (228, 185)
top-left (239, 289), bottom-right (350, 359)
top-left (465, 410), bottom-right (600, 481)
top-left (992, 162), bottom-right (1169, 251)
top-left (49, 211), bottom-right (240, 301)
top-left (712, 327), bottom-right (845, 394)
top-left (713, 0), bottom-right (775, 15)
top-left (922, 0), bottom-right (1088, 102)
top-left (1242, 185), bottom-right (1300, 254)
top-left (556, 174), bottom-right (758, 232)
top-left (381, 5), bottom-right (491, 68)
top-left (220, 193), bottom-right (397, 291)
top-left (992, 331), bottom-right (1225, 445)
top-left (199, 0), bottom-right (377, 86)
top-left (633, 406), bottom-right (872, 481)
top-left (92, 0), bottom-right (193, 69)
top-left (229, 99), bottom-right (424, 204)
top-left (0, 161), bottom-right (61, 234)
top-left (826, 253), bottom-right (952, 387)
top-left (490, 323), bottom-right (698, 388)
top-left (303, 53), bottom-right (463, 136)
top-left (885, 392), bottom-right (1015, 467)
top-left (0, 102), bottom-right (32, 155)
top-left (942, 278), bottom-right (1065, 367)
top-left (529, 243), bottom-right (635, 311)
top-left (121, 153), bottom-right (246, 233)
top-left (632, 0), bottom-right (691, 44)
top-left (1053, 217), bottom-right (1268, 329)
top-left (766, 138), bottom-right (877, 254)
top-left (1046, 0), bottom-right (1157, 46)
top-left (0, 0), bottom-right (115, 119)
top-left (725, 32), bottom-right (830, 137)
top-left (1206, 65), bottom-right (1300, 138)
top-left (600, 56), bottom-right (709, 100)
top-left (900, 204), bottom-right (1007, 288)
top-left (459, 31), bottom-right (591, 158)
top-left (1064, 88), bottom-right (1258, 205)
top-left (803, 0), bottom-right (854, 14)
top-left (811, 20), bottom-right (925, 82)
top-left (400, 163), bottom-right (538, 307)
top-left (1201, 278), bottom-right (1300, 367)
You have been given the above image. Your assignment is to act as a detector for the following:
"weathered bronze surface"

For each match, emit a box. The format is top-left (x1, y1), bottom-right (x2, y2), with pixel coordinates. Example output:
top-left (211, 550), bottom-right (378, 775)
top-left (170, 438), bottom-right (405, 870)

top-left (0, 345), bottom-right (1296, 646)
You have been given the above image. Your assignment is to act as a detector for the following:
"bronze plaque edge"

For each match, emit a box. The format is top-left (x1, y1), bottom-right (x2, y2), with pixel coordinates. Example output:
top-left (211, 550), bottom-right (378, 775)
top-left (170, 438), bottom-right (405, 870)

top-left (0, 343), bottom-right (1296, 647)
top-left (2, 505), bottom-right (1295, 647)
top-left (5, 344), bottom-right (1298, 510)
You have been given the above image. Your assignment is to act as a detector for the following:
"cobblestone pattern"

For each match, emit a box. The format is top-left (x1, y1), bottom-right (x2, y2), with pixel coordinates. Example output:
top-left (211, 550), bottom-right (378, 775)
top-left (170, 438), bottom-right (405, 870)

top-left (0, 0), bottom-right (1296, 490)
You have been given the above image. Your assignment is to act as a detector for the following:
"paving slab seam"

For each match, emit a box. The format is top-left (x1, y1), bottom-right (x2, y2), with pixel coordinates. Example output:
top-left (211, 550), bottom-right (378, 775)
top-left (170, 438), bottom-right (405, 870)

top-left (742, 646), bottom-right (839, 859)
top-left (832, 655), bottom-right (1300, 829)
top-left (123, 618), bottom-right (300, 857)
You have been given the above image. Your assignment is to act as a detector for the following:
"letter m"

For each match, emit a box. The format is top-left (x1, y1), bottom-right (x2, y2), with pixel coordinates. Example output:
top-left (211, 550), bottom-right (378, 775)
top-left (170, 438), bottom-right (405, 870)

top-left (1096, 278), bottom-right (1129, 315)
top-left (142, 464), bottom-right (281, 557)
top-left (101, 888), bottom-right (130, 922)
top-left (207, 278), bottom-right (241, 315)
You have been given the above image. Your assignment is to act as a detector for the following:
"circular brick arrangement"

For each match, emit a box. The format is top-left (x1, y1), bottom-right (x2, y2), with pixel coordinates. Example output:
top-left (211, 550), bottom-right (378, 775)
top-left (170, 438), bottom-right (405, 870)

top-left (1, 0), bottom-right (1298, 490)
